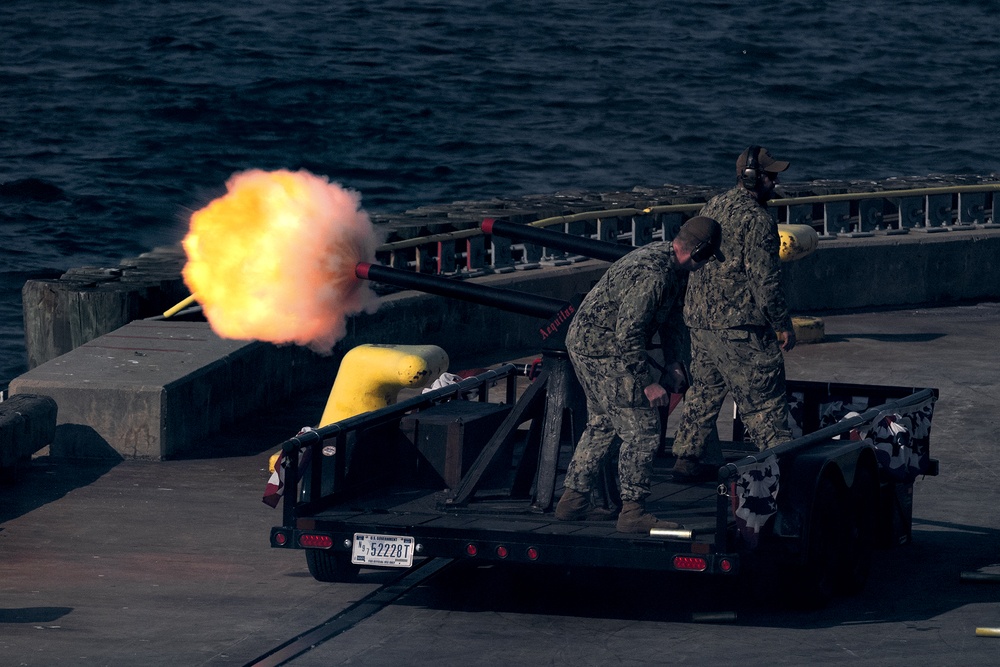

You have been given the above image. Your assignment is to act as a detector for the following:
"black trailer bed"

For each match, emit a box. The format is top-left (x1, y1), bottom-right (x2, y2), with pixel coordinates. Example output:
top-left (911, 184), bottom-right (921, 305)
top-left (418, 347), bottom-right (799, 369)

top-left (285, 455), bottom-right (742, 574)
top-left (304, 459), bottom-right (720, 537)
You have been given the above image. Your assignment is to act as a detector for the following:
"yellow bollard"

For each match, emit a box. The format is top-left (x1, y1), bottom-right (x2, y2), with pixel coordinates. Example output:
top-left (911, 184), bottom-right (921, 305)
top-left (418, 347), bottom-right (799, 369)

top-left (319, 343), bottom-right (450, 427)
top-left (779, 224), bottom-right (819, 262)
top-left (269, 343), bottom-right (450, 474)
top-left (783, 225), bottom-right (824, 342)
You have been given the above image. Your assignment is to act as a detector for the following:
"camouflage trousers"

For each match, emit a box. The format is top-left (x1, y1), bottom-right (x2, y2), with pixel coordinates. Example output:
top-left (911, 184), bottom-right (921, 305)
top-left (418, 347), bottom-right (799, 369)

top-left (564, 350), bottom-right (661, 502)
top-left (672, 326), bottom-right (790, 458)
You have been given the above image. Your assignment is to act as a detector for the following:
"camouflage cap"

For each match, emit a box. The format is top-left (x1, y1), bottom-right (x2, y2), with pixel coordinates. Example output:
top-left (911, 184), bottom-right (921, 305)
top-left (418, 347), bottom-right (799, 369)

top-left (677, 215), bottom-right (724, 262)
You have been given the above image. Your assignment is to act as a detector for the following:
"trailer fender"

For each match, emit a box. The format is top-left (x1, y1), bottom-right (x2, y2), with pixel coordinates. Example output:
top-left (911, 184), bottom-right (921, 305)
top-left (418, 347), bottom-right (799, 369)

top-left (770, 441), bottom-right (879, 606)
top-left (773, 438), bottom-right (876, 541)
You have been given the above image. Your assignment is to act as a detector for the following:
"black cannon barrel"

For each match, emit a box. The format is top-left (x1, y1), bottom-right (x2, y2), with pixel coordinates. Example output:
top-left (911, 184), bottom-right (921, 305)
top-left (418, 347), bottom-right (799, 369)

top-left (481, 218), bottom-right (631, 262)
top-left (356, 262), bottom-right (567, 320)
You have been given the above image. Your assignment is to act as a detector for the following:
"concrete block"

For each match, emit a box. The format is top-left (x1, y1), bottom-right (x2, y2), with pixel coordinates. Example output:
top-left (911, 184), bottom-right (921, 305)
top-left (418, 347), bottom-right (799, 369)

top-left (8, 321), bottom-right (336, 460)
top-left (781, 228), bottom-right (1000, 312)
top-left (21, 250), bottom-right (189, 369)
top-left (0, 394), bottom-right (57, 475)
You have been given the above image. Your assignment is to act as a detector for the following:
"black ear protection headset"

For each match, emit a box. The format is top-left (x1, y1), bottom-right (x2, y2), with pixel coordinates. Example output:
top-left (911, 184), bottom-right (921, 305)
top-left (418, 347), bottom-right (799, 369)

top-left (741, 144), bottom-right (762, 189)
top-left (690, 236), bottom-right (715, 263)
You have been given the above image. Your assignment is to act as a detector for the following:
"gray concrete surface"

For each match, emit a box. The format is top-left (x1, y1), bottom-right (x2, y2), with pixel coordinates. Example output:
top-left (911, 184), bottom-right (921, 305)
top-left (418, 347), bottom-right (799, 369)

top-left (2, 303), bottom-right (1000, 665)
top-left (8, 321), bottom-right (337, 460)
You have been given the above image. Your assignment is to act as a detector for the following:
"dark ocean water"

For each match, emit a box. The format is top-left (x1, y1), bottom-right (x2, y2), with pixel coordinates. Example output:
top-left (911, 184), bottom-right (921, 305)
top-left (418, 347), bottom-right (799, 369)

top-left (2, 0), bottom-right (998, 388)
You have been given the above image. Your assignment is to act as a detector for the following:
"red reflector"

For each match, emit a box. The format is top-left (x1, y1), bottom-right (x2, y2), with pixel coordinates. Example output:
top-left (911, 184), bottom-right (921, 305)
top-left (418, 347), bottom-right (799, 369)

top-left (496, 545), bottom-right (509, 558)
top-left (719, 558), bottom-right (734, 573)
top-left (299, 534), bottom-right (334, 549)
top-left (673, 555), bottom-right (708, 571)
top-left (274, 532), bottom-right (288, 546)
top-left (466, 543), bottom-right (478, 557)
top-left (526, 547), bottom-right (539, 561)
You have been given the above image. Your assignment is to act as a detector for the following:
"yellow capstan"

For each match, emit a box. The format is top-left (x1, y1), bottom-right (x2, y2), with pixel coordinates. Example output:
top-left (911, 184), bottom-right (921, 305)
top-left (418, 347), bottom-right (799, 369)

top-left (319, 343), bottom-right (449, 427)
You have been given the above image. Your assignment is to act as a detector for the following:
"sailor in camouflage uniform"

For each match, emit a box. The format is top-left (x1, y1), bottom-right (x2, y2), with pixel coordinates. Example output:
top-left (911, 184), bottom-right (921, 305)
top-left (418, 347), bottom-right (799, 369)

top-left (554, 216), bottom-right (723, 533)
top-left (671, 146), bottom-right (797, 482)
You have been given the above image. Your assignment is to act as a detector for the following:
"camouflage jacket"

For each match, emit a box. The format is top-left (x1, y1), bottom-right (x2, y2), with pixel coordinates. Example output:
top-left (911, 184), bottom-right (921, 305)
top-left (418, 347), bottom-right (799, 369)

top-left (684, 185), bottom-right (793, 332)
top-left (565, 241), bottom-right (688, 391)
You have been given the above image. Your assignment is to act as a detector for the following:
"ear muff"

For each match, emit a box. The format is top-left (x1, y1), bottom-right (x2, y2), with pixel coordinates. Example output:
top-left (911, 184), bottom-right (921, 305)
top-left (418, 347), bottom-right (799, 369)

top-left (690, 239), bottom-right (715, 263)
top-left (742, 145), bottom-right (761, 189)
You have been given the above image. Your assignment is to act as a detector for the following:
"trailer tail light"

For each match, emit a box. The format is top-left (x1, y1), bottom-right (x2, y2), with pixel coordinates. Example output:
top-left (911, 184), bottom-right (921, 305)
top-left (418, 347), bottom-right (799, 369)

top-left (526, 547), bottom-right (540, 561)
top-left (673, 555), bottom-right (708, 571)
top-left (465, 543), bottom-right (478, 557)
top-left (719, 558), bottom-right (734, 573)
top-left (271, 528), bottom-right (292, 547)
top-left (299, 533), bottom-right (334, 549)
top-left (496, 545), bottom-right (509, 559)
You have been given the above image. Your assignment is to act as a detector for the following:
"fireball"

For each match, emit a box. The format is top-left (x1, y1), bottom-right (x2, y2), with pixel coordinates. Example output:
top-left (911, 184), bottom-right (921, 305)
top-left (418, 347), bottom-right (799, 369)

top-left (182, 169), bottom-right (381, 353)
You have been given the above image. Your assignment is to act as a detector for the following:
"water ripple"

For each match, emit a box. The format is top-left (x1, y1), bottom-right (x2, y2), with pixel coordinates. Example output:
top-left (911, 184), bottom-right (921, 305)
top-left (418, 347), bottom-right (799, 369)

top-left (0, 0), bottom-right (998, 384)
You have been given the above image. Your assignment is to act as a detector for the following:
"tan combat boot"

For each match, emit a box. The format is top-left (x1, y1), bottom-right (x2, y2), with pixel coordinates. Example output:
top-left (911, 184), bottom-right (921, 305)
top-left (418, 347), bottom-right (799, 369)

top-left (554, 488), bottom-right (616, 521)
top-left (616, 500), bottom-right (681, 533)
top-left (670, 456), bottom-right (719, 484)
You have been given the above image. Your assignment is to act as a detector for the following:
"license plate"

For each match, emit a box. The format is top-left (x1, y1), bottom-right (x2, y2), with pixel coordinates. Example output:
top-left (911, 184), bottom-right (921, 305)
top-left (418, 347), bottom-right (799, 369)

top-left (351, 532), bottom-right (415, 568)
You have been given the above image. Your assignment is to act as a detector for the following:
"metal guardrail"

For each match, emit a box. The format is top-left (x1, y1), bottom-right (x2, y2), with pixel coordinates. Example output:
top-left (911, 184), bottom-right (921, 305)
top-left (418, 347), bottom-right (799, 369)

top-left (375, 183), bottom-right (1000, 276)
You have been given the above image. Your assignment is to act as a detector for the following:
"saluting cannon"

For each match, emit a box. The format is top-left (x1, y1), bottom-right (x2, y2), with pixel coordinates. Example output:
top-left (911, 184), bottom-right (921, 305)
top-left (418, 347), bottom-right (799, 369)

top-left (356, 261), bottom-right (577, 350)
top-left (358, 216), bottom-right (642, 346)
